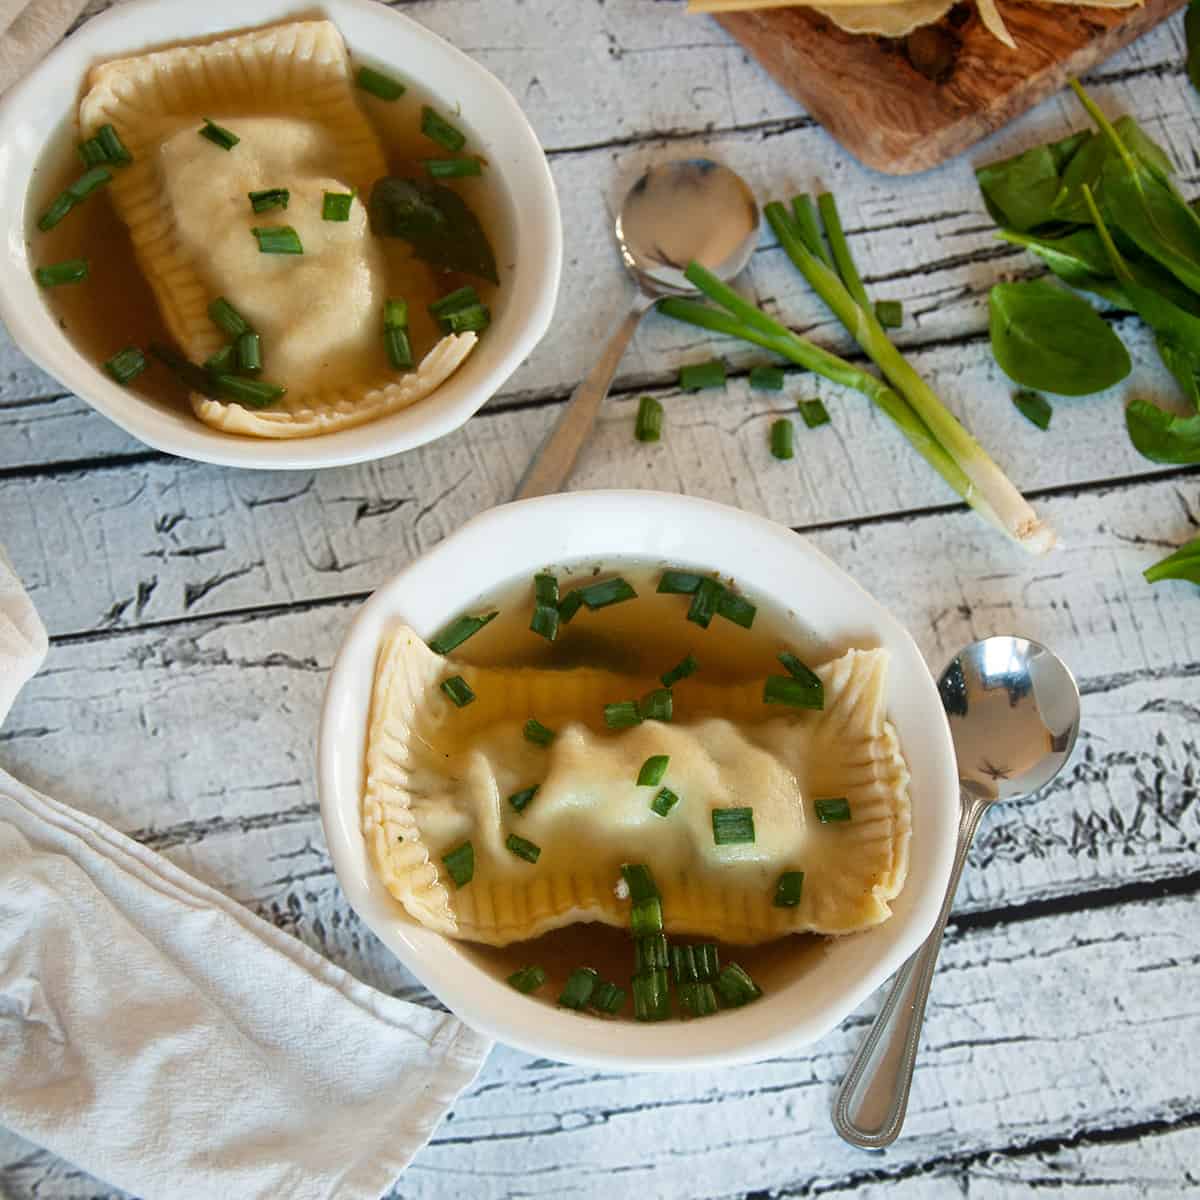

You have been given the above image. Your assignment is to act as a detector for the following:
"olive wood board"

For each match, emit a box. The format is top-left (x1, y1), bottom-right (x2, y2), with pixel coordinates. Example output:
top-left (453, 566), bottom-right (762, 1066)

top-left (715, 0), bottom-right (1188, 175)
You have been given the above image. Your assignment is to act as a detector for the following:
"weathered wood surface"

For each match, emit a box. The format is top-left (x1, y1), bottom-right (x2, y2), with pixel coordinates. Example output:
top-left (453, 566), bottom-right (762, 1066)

top-left (1, 1), bottom-right (1198, 1198)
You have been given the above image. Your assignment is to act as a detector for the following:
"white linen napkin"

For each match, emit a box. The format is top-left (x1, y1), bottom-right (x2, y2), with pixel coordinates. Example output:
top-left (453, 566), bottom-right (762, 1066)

top-left (0, 0), bottom-right (90, 95)
top-left (0, 544), bottom-right (492, 1199)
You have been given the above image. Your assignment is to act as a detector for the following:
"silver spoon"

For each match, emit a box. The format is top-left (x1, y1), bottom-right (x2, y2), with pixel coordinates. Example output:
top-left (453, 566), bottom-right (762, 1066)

top-left (833, 635), bottom-right (1081, 1150)
top-left (515, 159), bottom-right (759, 500)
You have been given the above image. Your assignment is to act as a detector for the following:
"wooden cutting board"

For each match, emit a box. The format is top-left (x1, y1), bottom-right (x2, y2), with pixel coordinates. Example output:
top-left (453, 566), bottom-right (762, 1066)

top-left (716, 0), bottom-right (1187, 174)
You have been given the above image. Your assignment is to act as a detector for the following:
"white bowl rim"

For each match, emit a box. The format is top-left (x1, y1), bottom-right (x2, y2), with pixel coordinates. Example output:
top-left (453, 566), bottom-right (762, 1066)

top-left (318, 491), bottom-right (960, 1070)
top-left (0, 0), bottom-right (562, 470)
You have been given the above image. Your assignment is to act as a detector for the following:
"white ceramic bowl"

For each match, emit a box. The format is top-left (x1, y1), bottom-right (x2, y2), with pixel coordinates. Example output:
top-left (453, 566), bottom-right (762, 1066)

top-left (319, 492), bottom-right (959, 1069)
top-left (0, 0), bottom-right (561, 470)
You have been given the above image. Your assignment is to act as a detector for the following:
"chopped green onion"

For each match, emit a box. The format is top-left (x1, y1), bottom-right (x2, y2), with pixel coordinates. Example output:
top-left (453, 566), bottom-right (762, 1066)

top-left (635, 395), bottom-right (663, 442)
top-left (557, 589), bottom-right (584, 623)
top-left (96, 123), bottom-right (131, 165)
top-left (211, 374), bottom-right (286, 408)
top-left (764, 673), bottom-right (824, 709)
top-left (207, 297), bottom-right (251, 338)
top-left (34, 259), bottom-right (88, 287)
top-left (425, 157), bottom-right (482, 178)
top-left (578, 577), bottom-right (637, 610)
top-left (687, 577), bottom-right (724, 629)
top-left (442, 303), bottom-right (491, 334)
top-left (150, 343), bottom-right (219, 397)
top-left (603, 700), bottom-right (642, 730)
top-left (798, 399), bottom-right (832, 429)
top-left (442, 841), bottom-right (474, 887)
top-left (657, 570), bottom-right (703, 595)
top-left (508, 785), bottom-right (538, 814)
top-left (235, 330), bottom-right (261, 374)
top-left (322, 191), bottom-right (354, 221)
top-left (632, 968), bottom-right (671, 1021)
top-left (78, 137), bottom-right (108, 167)
top-left (384, 298), bottom-right (409, 329)
top-left (385, 327), bottom-right (413, 370)
top-left (650, 786), bottom-right (679, 818)
top-left (204, 344), bottom-right (236, 374)
top-left (749, 365), bottom-right (785, 391)
top-left (534, 573), bottom-right (559, 605)
top-left (523, 718), bottom-right (556, 746)
top-left (440, 675), bottom-right (475, 707)
top-left (68, 166), bottom-right (113, 201)
top-left (816, 797), bottom-right (852, 823)
top-left (671, 944), bottom-right (700, 984)
top-left (638, 688), bottom-right (673, 723)
top-left (505, 833), bottom-right (541, 863)
top-left (592, 980), bottom-right (626, 1015)
top-left (103, 347), bottom-right (146, 385)
top-left (198, 118), bottom-right (239, 150)
top-left (770, 418), bottom-right (794, 460)
top-left (1013, 389), bottom-right (1052, 431)
top-left (712, 806), bottom-right (755, 845)
top-left (774, 870), bottom-right (804, 907)
top-left (36, 192), bottom-right (75, 231)
top-left (621, 864), bottom-right (659, 902)
top-left (679, 359), bottom-right (726, 391)
top-left (429, 286), bottom-right (480, 318)
top-left (249, 188), bottom-right (289, 213)
top-left (678, 981), bottom-right (718, 1018)
top-left (635, 933), bottom-right (669, 972)
top-left (558, 967), bottom-right (597, 1010)
top-left (631, 895), bottom-right (664, 937)
top-left (696, 943), bottom-right (720, 980)
top-left (717, 590), bottom-right (756, 629)
top-left (778, 652), bottom-right (823, 702)
top-left (716, 962), bottom-right (762, 1008)
top-left (428, 611), bottom-right (497, 655)
top-left (637, 755), bottom-right (670, 787)
top-left (530, 603), bottom-right (559, 642)
top-left (792, 194), bottom-right (835, 269)
top-left (507, 965), bottom-right (546, 994)
top-left (251, 225), bottom-right (303, 255)
top-left (875, 300), bottom-right (903, 329)
top-left (421, 105), bottom-right (467, 152)
top-left (660, 653), bottom-right (698, 688)
top-left (356, 65), bottom-right (406, 100)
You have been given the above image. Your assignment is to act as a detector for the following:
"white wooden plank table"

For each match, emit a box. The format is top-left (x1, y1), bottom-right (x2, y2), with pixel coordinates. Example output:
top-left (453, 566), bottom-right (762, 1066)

top-left (2, 1), bottom-right (1198, 1196)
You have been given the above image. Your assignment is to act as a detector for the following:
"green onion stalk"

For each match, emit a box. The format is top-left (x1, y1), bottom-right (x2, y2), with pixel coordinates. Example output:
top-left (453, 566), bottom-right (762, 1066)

top-left (763, 202), bottom-right (1055, 554)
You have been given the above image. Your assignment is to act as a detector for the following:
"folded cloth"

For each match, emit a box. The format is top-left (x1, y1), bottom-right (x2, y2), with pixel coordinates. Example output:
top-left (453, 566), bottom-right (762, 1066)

top-left (0, 0), bottom-right (90, 96)
top-left (0, 541), bottom-right (491, 1200)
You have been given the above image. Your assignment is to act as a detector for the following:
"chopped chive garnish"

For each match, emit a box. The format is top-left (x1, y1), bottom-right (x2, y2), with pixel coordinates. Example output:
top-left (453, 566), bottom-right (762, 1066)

top-left (638, 688), bottom-right (673, 723)
top-left (235, 330), bottom-right (261, 374)
top-left (207, 297), bottom-right (251, 338)
top-left (249, 188), bottom-right (289, 213)
top-left (764, 673), bottom-right (824, 709)
top-left (774, 870), bottom-right (804, 907)
top-left (651, 786), bottom-right (679, 818)
top-left (421, 105), bottom-right (467, 152)
top-left (322, 191), bottom-right (354, 221)
top-left (578, 577), bottom-right (637, 610)
top-left (429, 286), bottom-right (480, 318)
top-left (798, 399), bottom-right (831, 429)
top-left (204, 344), bottom-right (236, 374)
top-left (631, 895), bottom-right (664, 937)
top-left (442, 841), bottom-right (474, 887)
top-left (816, 797), bottom-right (852, 823)
top-left (68, 166), bottom-right (113, 201)
top-left (96, 123), bottom-right (132, 165)
top-left (443, 303), bottom-right (491, 334)
top-left (1013, 388), bottom-right (1052, 431)
top-left (661, 653), bottom-right (698, 688)
top-left (425, 157), bottom-right (482, 178)
top-left (717, 591), bottom-right (756, 629)
top-left (198, 118), bottom-right (239, 150)
top-left (696, 943), bottom-right (720, 980)
top-left (384, 298), bottom-right (409, 329)
top-left (37, 192), bottom-right (75, 231)
top-left (712, 806), bottom-right (755, 845)
top-left (534, 573), bottom-right (559, 605)
top-left (428, 611), bottom-right (497, 655)
top-left (557, 589), bottom-right (584, 623)
top-left (678, 982), bottom-right (718, 1018)
top-left (672, 944), bottom-right (700, 984)
top-left (770, 418), bottom-right (794, 460)
top-left (524, 718), bottom-right (556, 746)
top-left (716, 963), bottom-right (762, 1008)
top-left (687, 577), bottom-right (724, 628)
top-left (749, 365), bottom-right (785, 391)
top-left (558, 967), bottom-right (598, 1009)
top-left (79, 137), bottom-right (108, 167)
top-left (507, 965), bottom-right (546, 994)
top-left (637, 755), bottom-right (670, 787)
top-left (356, 64), bottom-right (406, 100)
top-left (875, 300), bottom-right (903, 329)
top-left (771, 653), bottom-right (824, 707)
top-left (212, 374), bottom-right (286, 408)
top-left (440, 675), bottom-right (475, 707)
top-left (635, 933), bottom-right (669, 972)
top-left (530, 603), bottom-right (559, 642)
top-left (604, 700), bottom-right (642, 730)
top-left (621, 863), bottom-right (659, 902)
top-left (385, 327), bottom-right (413, 370)
top-left (34, 259), bottom-right (88, 287)
top-left (657, 570), bottom-right (703, 595)
top-left (592, 980), bottom-right (626, 1015)
top-left (103, 346), bottom-right (146, 385)
top-left (508, 785), bottom-right (538, 814)
top-left (505, 833), bottom-right (541, 863)
top-left (679, 359), bottom-right (726, 391)
top-left (635, 395), bottom-right (663, 442)
top-left (251, 225), bottom-right (303, 254)
top-left (632, 968), bottom-right (671, 1021)
top-left (150, 343), bottom-right (219, 397)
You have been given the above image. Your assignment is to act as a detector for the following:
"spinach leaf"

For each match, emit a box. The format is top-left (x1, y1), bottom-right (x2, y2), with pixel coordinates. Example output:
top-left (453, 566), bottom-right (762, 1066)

top-left (1115, 116), bottom-right (1174, 182)
top-left (1188, 0), bottom-right (1200, 97)
top-left (988, 280), bottom-right (1131, 395)
top-left (1125, 399), bottom-right (1200, 462)
top-left (1144, 536), bottom-right (1200, 585)
top-left (368, 176), bottom-right (498, 283)
top-left (976, 144), bottom-right (1065, 232)
top-left (1050, 131), bottom-right (1108, 223)
top-left (998, 227), bottom-right (1128, 306)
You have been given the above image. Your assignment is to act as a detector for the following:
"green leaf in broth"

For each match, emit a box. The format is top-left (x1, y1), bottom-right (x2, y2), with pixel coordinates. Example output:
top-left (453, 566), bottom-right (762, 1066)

top-left (1125, 399), bottom-right (1200, 463)
top-left (976, 143), bottom-right (1065, 232)
top-left (988, 280), bottom-right (1131, 396)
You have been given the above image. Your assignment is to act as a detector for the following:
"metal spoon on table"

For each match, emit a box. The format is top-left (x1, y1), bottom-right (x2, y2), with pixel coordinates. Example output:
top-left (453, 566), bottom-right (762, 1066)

top-left (833, 635), bottom-right (1081, 1150)
top-left (514, 159), bottom-right (759, 500)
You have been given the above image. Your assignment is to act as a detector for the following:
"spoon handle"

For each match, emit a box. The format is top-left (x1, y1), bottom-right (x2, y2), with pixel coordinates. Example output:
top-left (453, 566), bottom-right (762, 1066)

top-left (514, 295), bottom-right (652, 501)
top-left (832, 793), bottom-right (990, 1149)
